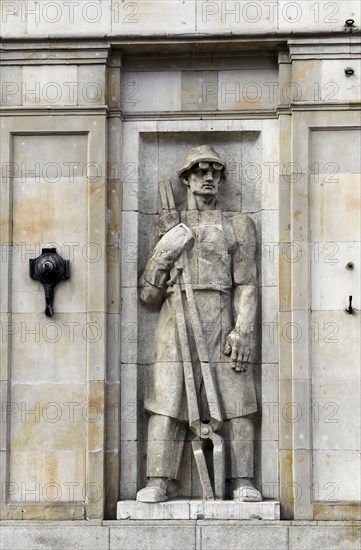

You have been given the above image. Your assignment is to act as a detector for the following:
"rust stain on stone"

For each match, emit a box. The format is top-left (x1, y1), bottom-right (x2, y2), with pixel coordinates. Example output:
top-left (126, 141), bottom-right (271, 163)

top-left (281, 450), bottom-right (293, 478)
top-left (89, 181), bottom-right (105, 197)
top-left (13, 190), bottom-right (57, 243)
top-left (45, 452), bottom-right (59, 487)
top-left (279, 253), bottom-right (291, 310)
top-left (293, 60), bottom-right (317, 89)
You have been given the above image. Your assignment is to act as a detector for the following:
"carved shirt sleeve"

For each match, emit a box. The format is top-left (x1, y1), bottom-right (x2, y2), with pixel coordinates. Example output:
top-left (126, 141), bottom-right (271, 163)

top-left (140, 222), bottom-right (194, 307)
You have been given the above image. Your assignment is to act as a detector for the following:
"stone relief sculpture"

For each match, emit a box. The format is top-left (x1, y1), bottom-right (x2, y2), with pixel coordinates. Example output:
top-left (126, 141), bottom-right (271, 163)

top-left (137, 146), bottom-right (261, 503)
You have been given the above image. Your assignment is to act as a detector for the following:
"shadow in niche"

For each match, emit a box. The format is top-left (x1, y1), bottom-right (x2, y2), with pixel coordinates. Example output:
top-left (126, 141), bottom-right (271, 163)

top-left (136, 131), bottom-right (263, 498)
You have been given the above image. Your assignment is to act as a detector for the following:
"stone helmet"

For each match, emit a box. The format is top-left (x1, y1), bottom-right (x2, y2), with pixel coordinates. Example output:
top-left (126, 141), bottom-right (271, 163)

top-left (178, 145), bottom-right (226, 178)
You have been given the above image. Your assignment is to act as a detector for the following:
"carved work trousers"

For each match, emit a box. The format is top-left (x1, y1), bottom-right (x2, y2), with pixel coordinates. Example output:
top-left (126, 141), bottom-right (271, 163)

top-left (146, 413), bottom-right (254, 481)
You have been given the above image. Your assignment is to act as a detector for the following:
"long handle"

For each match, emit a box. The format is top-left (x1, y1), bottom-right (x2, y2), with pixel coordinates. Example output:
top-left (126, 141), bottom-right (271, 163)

top-left (172, 282), bottom-right (200, 428)
top-left (180, 254), bottom-right (223, 430)
top-left (159, 180), bottom-right (175, 212)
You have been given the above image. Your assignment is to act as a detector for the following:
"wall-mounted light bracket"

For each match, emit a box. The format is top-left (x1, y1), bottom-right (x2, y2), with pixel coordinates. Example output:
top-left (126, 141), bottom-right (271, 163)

top-left (344, 19), bottom-right (358, 33)
top-left (29, 248), bottom-right (70, 317)
top-left (345, 296), bottom-right (355, 315)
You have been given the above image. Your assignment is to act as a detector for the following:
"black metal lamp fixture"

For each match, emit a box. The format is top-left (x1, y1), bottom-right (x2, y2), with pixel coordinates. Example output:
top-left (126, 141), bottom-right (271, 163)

top-left (29, 248), bottom-right (70, 317)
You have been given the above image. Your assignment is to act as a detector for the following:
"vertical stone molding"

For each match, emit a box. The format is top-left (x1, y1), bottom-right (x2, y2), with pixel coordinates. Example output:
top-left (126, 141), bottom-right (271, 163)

top-left (0, 43), bottom-right (110, 520)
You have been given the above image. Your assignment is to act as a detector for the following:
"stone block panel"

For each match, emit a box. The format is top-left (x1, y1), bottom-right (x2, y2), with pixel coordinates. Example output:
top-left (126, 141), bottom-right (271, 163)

top-left (110, 522), bottom-right (196, 550)
top-left (312, 378), bottom-right (361, 451)
top-left (25, 0), bottom-right (112, 38)
top-left (181, 71), bottom-right (218, 111)
top-left (112, 0), bottom-right (196, 36)
top-left (0, 65), bottom-right (106, 107)
top-left (217, 69), bottom-right (278, 110)
top-left (310, 131), bottom-right (361, 176)
top-left (2, 0), bottom-right (361, 39)
top-left (122, 71), bottom-right (182, 113)
top-left (278, 1), bottom-right (360, 33)
top-left (22, 65), bottom-right (77, 106)
top-left (11, 133), bottom-right (89, 313)
top-left (291, 58), bottom-right (361, 104)
top-left (310, 174), bottom-right (360, 244)
top-left (311, 311), bottom-right (360, 383)
top-left (10, 313), bottom-right (87, 382)
top-left (199, 523), bottom-right (288, 550)
top-left (321, 60), bottom-right (361, 103)
top-left (310, 242), bottom-right (360, 311)
top-left (196, 1), bottom-right (278, 34)
top-left (9, 450), bottom-right (85, 503)
top-left (122, 68), bottom-right (279, 113)
top-left (289, 524), bottom-right (361, 550)
top-left (312, 450), bottom-right (361, 502)
top-left (0, 523), bottom-right (109, 550)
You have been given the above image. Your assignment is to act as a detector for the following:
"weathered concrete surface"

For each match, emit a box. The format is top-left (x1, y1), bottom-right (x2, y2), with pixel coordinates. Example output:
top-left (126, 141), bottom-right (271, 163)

top-left (1, 521), bottom-right (360, 550)
top-left (0, 521), bottom-right (108, 550)
top-left (117, 500), bottom-right (280, 520)
top-left (1, 1), bottom-right (360, 38)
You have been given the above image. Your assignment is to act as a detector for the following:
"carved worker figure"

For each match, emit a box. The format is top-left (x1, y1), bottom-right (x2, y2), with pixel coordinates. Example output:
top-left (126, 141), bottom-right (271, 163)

top-left (137, 145), bottom-right (262, 503)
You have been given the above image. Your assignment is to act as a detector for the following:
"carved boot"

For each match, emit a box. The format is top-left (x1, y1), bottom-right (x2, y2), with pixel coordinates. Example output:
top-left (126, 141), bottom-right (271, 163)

top-left (232, 478), bottom-right (262, 502)
top-left (136, 478), bottom-right (168, 503)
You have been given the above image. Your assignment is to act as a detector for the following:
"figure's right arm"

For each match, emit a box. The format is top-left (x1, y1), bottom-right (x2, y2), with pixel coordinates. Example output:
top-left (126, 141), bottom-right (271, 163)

top-left (140, 257), bottom-right (170, 308)
top-left (140, 223), bottom-right (194, 308)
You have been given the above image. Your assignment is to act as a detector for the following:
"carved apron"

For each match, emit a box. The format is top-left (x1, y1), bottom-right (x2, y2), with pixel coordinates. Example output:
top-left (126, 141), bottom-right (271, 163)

top-left (144, 209), bottom-right (257, 422)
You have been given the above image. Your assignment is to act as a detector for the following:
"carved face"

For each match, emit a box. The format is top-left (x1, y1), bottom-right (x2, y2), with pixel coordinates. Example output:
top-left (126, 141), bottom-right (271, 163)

top-left (182, 162), bottom-right (222, 197)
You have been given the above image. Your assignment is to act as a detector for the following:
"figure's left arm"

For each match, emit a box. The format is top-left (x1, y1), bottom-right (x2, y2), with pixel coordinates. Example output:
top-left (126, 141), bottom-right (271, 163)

top-left (224, 215), bottom-right (258, 372)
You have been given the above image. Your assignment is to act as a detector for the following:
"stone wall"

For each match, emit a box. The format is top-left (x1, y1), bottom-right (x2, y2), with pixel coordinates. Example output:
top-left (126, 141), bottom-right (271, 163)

top-left (0, 0), bottom-right (360, 531)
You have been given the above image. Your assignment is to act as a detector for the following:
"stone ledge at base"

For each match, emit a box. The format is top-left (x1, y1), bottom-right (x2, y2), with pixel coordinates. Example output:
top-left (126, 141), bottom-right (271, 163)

top-left (116, 500), bottom-right (280, 520)
top-left (1, 520), bottom-right (361, 550)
